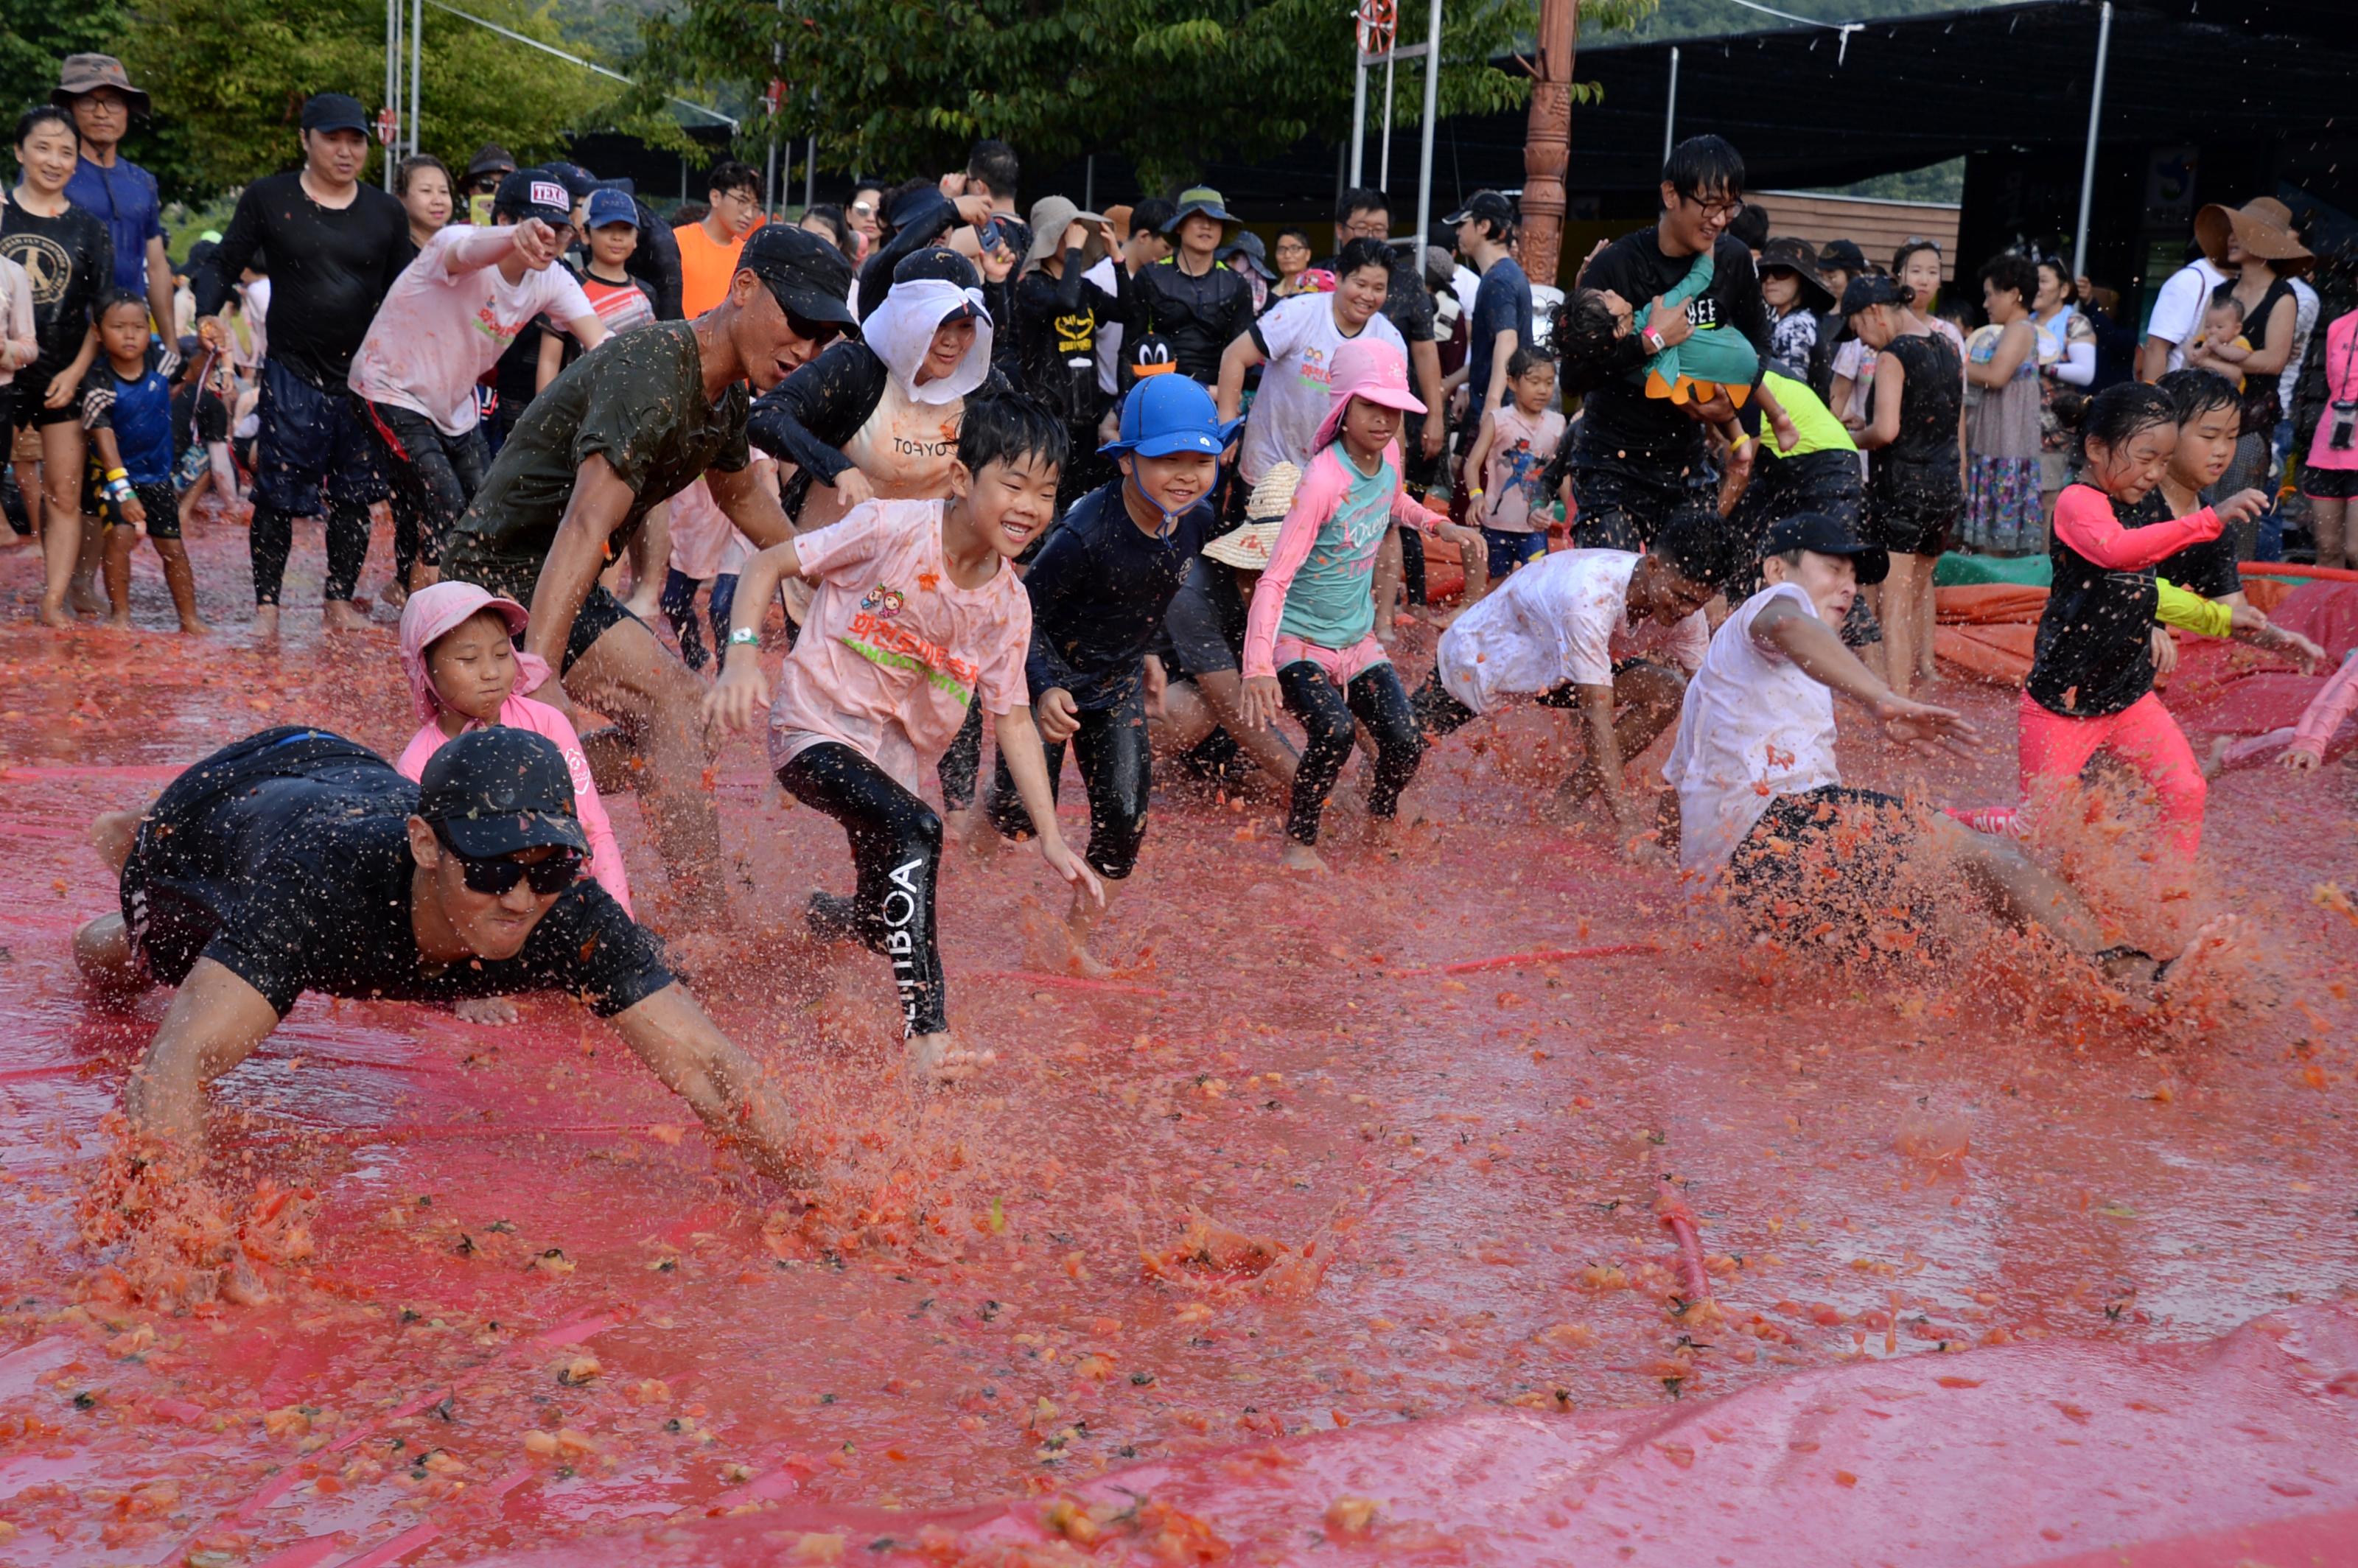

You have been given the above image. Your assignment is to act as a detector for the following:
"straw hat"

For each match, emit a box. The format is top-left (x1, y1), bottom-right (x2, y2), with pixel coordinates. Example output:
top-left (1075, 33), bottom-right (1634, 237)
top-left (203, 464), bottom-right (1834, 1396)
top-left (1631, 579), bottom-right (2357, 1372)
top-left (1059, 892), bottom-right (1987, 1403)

top-left (2194, 197), bottom-right (2312, 272)
top-left (1201, 463), bottom-right (1301, 570)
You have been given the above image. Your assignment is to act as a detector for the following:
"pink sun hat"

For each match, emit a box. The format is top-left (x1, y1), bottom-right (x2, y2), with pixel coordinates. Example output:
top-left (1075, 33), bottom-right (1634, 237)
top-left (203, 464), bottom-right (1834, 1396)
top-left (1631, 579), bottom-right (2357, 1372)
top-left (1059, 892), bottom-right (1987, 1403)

top-left (399, 581), bottom-right (553, 724)
top-left (1312, 336), bottom-right (1428, 452)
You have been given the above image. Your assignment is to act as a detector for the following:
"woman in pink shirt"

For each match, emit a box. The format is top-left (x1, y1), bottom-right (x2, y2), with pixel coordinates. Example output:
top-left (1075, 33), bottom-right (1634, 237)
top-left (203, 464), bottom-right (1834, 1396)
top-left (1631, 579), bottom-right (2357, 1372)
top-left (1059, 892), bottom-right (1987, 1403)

top-left (395, 582), bottom-right (632, 919)
top-left (2297, 307), bottom-right (2358, 571)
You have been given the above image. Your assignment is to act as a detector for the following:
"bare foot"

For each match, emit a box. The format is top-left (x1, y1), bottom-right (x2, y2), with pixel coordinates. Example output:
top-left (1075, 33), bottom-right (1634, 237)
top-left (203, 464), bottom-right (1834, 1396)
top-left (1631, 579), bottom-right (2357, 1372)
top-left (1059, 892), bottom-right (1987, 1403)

top-left (322, 599), bottom-right (371, 633)
top-left (90, 811), bottom-right (140, 872)
top-left (381, 578), bottom-right (410, 612)
top-left (69, 578), bottom-right (107, 618)
top-left (2203, 733), bottom-right (2233, 780)
top-left (104, 612), bottom-right (133, 630)
top-left (178, 617), bottom-right (214, 637)
top-left (1280, 841), bottom-right (1329, 874)
top-left (37, 598), bottom-right (73, 629)
top-left (948, 806), bottom-right (1004, 864)
top-left (906, 1031), bottom-right (996, 1086)
top-left (454, 995), bottom-right (519, 1025)
top-left (253, 604), bottom-right (281, 638)
top-left (2159, 914), bottom-right (2242, 1001)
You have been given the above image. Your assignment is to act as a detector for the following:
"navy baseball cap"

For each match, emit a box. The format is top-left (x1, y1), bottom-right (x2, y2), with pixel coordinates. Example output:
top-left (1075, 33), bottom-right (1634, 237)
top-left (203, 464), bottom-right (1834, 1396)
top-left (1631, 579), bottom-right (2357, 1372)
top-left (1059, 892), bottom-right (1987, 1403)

top-left (495, 167), bottom-right (575, 228)
top-left (584, 188), bottom-right (640, 231)
top-left (416, 728), bottom-right (590, 860)
top-left (299, 93), bottom-right (369, 136)
top-left (1764, 511), bottom-right (1889, 586)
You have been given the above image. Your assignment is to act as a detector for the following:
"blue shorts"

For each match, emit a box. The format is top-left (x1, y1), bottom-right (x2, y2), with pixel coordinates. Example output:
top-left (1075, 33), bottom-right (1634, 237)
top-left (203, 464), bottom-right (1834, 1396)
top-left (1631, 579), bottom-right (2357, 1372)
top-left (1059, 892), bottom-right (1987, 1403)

top-left (1483, 527), bottom-right (1547, 580)
top-left (250, 360), bottom-right (385, 517)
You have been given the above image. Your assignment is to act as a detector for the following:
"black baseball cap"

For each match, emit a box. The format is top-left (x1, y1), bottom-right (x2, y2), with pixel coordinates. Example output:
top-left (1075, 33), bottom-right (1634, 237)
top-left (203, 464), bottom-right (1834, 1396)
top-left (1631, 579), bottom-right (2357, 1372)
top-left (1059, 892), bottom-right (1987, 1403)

top-left (1444, 190), bottom-right (1516, 234)
top-left (1817, 238), bottom-right (1867, 274)
top-left (893, 245), bottom-right (981, 293)
top-left (464, 143), bottom-right (517, 180)
top-left (1838, 273), bottom-right (1909, 318)
top-left (300, 93), bottom-right (369, 136)
top-left (494, 167), bottom-right (575, 228)
top-left (1764, 512), bottom-right (1889, 586)
top-left (416, 729), bottom-right (590, 860)
top-left (739, 224), bottom-right (858, 330)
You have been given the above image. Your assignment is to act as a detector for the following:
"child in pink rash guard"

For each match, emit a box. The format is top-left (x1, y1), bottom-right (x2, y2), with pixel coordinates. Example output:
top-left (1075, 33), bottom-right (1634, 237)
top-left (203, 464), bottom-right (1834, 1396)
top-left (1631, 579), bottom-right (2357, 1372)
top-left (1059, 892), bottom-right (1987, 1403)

top-left (2210, 646), bottom-right (2358, 774)
top-left (1239, 337), bottom-right (1449, 867)
top-left (394, 581), bottom-right (633, 915)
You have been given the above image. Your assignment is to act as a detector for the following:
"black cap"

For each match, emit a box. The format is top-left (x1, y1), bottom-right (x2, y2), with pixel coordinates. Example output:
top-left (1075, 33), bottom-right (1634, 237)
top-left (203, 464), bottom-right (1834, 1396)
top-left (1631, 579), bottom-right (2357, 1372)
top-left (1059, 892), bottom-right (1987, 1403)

top-left (546, 161), bottom-right (598, 200)
top-left (738, 224), bottom-right (858, 329)
top-left (494, 167), bottom-right (575, 228)
top-left (299, 92), bottom-right (369, 136)
top-left (1817, 238), bottom-right (1867, 274)
top-left (465, 143), bottom-right (517, 179)
top-left (893, 245), bottom-right (980, 292)
top-left (1444, 190), bottom-right (1516, 234)
top-left (417, 729), bottom-right (590, 860)
top-left (1763, 512), bottom-right (1889, 586)
top-left (1838, 273), bottom-right (1909, 318)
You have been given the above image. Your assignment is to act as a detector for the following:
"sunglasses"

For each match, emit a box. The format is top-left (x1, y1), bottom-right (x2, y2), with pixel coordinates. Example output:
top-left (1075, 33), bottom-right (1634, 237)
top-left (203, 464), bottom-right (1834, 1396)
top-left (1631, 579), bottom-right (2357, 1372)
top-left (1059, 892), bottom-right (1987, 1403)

top-left (786, 310), bottom-right (847, 349)
top-left (850, 200), bottom-right (877, 216)
top-left (433, 825), bottom-right (583, 896)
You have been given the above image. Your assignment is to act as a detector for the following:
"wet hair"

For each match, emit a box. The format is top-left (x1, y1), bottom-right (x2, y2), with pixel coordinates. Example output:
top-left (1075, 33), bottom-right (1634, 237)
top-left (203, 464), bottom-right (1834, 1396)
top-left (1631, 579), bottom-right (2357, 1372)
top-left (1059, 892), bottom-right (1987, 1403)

top-left (1979, 252), bottom-right (2040, 309)
top-left (2157, 367), bottom-right (2243, 430)
top-left (97, 287), bottom-right (148, 323)
top-left (1728, 201), bottom-right (1771, 251)
top-left (1662, 133), bottom-right (1745, 203)
top-left (1505, 345), bottom-right (1551, 380)
top-left (1129, 197), bottom-right (1177, 240)
top-left (1335, 237), bottom-right (1391, 280)
top-left (965, 139), bottom-right (1019, 202)
top-left (800, 203), bottom-right (850, 253)
top-left (15, 104), bottom-right (74, 150)
top-left (1336, 186), bottom-right (1388, 225)
top-left (2077, 382), bottom-right (2177, 466)
top-left (957, 391), bottom-right (1068, 479)
top-left (876, 178), bottom-right (934, 237)
top-left (705, 160), bottom-right (760, 200)
top-left (396, 154), bottom-right (452, 200)
top-left (1551, 288), bottom-right (1623, 373)
top-left (1653, 505), bottom-right (1735, 590)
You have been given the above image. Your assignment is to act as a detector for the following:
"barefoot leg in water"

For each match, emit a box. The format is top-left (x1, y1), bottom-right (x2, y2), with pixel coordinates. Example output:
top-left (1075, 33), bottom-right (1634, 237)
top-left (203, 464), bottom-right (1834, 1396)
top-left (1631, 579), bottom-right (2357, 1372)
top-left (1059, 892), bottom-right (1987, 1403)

top-left (907, 1031), bottom-right (996, 1087)
top-left (1062, 880), bottom-right (1116, 977)
top-left (1934, 816), bottom-right (2170, 1001)
top-left (1280, 841), bottom-right (1330, 874)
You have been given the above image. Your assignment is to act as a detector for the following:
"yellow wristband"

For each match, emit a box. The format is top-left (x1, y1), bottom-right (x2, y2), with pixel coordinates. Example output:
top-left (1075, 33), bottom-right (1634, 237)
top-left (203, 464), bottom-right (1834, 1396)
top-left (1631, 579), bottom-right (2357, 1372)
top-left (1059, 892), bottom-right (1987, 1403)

top-left (106, 467), bottom-right (129, 480)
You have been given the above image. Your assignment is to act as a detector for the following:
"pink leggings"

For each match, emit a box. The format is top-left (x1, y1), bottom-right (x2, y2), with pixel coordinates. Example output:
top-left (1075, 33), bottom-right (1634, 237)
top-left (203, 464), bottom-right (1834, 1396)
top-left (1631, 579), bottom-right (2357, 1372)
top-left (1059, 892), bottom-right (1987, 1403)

top-left (2014, 688), bottom-right (2207, 861)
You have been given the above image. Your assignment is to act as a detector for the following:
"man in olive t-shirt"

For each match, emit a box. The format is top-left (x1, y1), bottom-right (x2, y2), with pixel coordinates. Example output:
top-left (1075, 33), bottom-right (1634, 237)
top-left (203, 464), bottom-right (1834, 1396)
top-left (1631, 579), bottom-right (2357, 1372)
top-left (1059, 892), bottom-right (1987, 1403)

top-left (442, 225), bottom-right (856, 923)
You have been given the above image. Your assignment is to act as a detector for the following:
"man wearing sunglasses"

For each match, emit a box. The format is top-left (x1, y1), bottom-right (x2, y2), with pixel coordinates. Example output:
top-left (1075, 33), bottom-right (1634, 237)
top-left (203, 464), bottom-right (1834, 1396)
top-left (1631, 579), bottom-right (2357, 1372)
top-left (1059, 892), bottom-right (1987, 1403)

top-left (77, 727), bottom-right (803, 1183)
top-left (1561, 133), bottom-right (1774, 550)
top-left (441, 223), bottom-right (857, 924)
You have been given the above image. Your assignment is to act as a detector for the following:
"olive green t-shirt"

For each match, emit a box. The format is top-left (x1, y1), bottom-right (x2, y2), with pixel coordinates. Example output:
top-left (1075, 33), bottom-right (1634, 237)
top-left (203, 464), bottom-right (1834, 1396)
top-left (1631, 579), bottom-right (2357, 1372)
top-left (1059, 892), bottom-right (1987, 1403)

top-left (445, 321), bottom-right (749, 596)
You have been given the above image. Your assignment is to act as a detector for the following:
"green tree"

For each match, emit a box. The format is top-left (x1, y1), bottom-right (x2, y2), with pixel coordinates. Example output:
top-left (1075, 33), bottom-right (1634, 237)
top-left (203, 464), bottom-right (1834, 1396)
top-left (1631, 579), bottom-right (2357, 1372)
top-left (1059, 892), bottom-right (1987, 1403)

top-left (640, 0), bottom-right (1652, 194)
top-left (4, 0), bottom-right (203, 197)
top-left (118, 0), bottom-right (641, 196)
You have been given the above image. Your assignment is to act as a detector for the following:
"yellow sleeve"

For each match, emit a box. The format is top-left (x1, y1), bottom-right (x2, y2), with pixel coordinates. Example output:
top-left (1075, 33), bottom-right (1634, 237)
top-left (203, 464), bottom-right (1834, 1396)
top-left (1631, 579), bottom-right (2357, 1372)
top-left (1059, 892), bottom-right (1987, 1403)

top-left (2155, 578), bottom-right (2232, 639)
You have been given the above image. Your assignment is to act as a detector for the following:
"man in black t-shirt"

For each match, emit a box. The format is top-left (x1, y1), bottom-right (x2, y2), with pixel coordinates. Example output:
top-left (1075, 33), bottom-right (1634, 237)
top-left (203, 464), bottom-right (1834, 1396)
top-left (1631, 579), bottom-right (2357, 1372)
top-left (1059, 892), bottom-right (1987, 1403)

top-left (75, 727), bottom-right (802, 1183)
top-left (442, 224), bottom-right (856, 925)
top-left (195, 93), bottom-right (414, 636)
top-left (1564, 135), bottom-right (1772, 550)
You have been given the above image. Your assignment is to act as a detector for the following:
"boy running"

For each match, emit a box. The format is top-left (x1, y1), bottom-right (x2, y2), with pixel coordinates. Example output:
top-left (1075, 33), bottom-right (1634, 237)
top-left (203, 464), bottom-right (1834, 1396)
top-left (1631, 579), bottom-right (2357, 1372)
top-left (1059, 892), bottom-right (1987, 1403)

top-left (1411, 506), bottom-right (1730, 854)
top-left (982, 376), bottom-right (1239, 967)
top-left (1665, 514), bottom-right (2200, 993)
top-left (82, 290), bottom-right (205, 633)
top-left (707, 396), bottom-right (1102, 1084)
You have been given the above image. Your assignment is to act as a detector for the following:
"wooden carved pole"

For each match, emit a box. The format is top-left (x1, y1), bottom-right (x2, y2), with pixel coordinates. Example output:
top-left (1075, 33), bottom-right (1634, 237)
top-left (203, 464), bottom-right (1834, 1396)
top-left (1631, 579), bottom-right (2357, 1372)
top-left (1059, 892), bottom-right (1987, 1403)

top-left (1519, 0), bottom-right (1580, 289)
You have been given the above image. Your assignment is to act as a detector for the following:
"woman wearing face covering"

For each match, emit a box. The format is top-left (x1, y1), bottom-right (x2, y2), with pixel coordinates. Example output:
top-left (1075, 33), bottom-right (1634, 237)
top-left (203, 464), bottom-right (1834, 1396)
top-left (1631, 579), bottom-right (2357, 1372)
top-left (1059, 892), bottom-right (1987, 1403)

top-left (748, 246), bottom-right (1006, 530)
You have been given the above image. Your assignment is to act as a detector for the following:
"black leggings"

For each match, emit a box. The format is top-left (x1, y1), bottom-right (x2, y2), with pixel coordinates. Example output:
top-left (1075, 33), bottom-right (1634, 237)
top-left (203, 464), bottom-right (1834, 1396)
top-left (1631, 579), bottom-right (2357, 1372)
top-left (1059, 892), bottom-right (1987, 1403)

top-left (938, 700), bottom-right (986, 810)
top-left (365, 399), bottom-right (483, 582)
top-left (776, 742), bottom-right (949, 1037)
top-left (1279, 659), bottom-right (1422, 846)
top-left (250, 500), bottom-right (371, 606)
top-left (985, 688), bottom-right (1152, 880)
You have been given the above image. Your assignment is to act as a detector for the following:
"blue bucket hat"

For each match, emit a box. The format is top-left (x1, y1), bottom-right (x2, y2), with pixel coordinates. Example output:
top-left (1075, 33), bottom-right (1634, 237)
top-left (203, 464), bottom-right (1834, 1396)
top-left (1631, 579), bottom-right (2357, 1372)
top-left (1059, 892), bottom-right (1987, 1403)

top-left (1099, 374), bottom-right (1242, 460)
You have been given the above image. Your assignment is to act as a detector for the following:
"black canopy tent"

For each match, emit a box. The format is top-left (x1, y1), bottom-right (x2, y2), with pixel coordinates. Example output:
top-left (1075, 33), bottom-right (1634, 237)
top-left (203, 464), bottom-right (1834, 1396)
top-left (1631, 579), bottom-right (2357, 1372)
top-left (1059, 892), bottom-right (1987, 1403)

top-left (1152, 0), bottom-right (2356, 301)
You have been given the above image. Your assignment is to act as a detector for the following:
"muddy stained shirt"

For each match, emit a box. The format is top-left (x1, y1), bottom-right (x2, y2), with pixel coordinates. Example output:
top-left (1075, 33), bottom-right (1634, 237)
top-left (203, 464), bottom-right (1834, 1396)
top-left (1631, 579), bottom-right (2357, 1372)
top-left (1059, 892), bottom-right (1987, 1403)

top-left (767, 499), bottom-right (1031, 792)
top-left (445, 321), bottom-right (747, 594)
top-left (125, 729), bottom-right (668, 1018)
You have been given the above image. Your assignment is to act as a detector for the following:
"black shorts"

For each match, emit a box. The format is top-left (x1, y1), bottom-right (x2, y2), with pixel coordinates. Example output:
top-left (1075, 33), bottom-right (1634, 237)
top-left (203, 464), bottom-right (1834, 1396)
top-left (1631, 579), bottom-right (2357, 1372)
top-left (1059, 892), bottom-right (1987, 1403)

top-left (1163, 557), bottom-right (1248, 681)
top-left (13, 378), bottom-right (78, 430)
top-left (250, 360), bottom-right (384, 517)
top-left (1570, 466), bottom-right (1691, 551)
top-left (103, 480), bottom-right (182, 541)
top-left (1863, 494), bottom-right (1956, 558)
top-left (563, 584), bottom-right (648, 676)
top-left (2300, 463), bottom-right (2358, 501)
top-left (1726, 785), bottom-right (1930, 949)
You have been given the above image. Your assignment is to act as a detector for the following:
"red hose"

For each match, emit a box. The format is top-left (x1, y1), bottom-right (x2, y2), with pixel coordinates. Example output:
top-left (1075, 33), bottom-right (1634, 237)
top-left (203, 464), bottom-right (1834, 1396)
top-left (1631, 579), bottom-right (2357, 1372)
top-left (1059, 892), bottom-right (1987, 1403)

top-left (1656, 1179), bottom-right (1712, 1304)
top-left (2240, 561), bottom-right (2358, 584)
top-left (1392, 942), bottom-right (1660, 978)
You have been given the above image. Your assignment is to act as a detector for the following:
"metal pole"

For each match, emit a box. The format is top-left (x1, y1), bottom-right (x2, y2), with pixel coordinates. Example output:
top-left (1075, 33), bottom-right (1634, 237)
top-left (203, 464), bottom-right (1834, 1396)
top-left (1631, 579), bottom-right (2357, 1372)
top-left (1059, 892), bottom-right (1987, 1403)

top-left (385, 0), bottom-right (401, 188)
top-left (1085, 155), bottom-right (1095, 211)
top-left (2072, 1), bottom-right (2113, 280)
top-left (1412, 0), bottom-right (1441, 256)
top-left (1663, 46), bottom-right (1679, 164)
top-left (1379, 52), bottom-right (1396, 192)
top-left (805, 132), bottom-right (816, 209)
top-left (1350, 48), bottom-right (1368, 188)
top-left (408, 0), bottom-right (423, 159)
top-left (766, 0), bottom-right (783, 218)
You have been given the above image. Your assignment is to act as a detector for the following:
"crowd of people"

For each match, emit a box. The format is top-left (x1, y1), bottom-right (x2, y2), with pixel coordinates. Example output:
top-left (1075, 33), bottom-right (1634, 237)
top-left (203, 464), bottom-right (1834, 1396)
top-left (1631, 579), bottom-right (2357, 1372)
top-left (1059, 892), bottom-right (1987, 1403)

top-left (4, 59), bottom-right (2352, 1194)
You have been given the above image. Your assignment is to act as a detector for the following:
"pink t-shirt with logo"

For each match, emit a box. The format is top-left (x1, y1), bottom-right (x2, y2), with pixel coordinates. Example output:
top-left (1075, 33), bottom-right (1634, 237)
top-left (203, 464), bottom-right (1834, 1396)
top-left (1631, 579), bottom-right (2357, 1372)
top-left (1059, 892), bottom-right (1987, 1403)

top-left (767, 499), bottom-right (1032, 791)
top-left (349, 224), bottom-right (594, 435)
